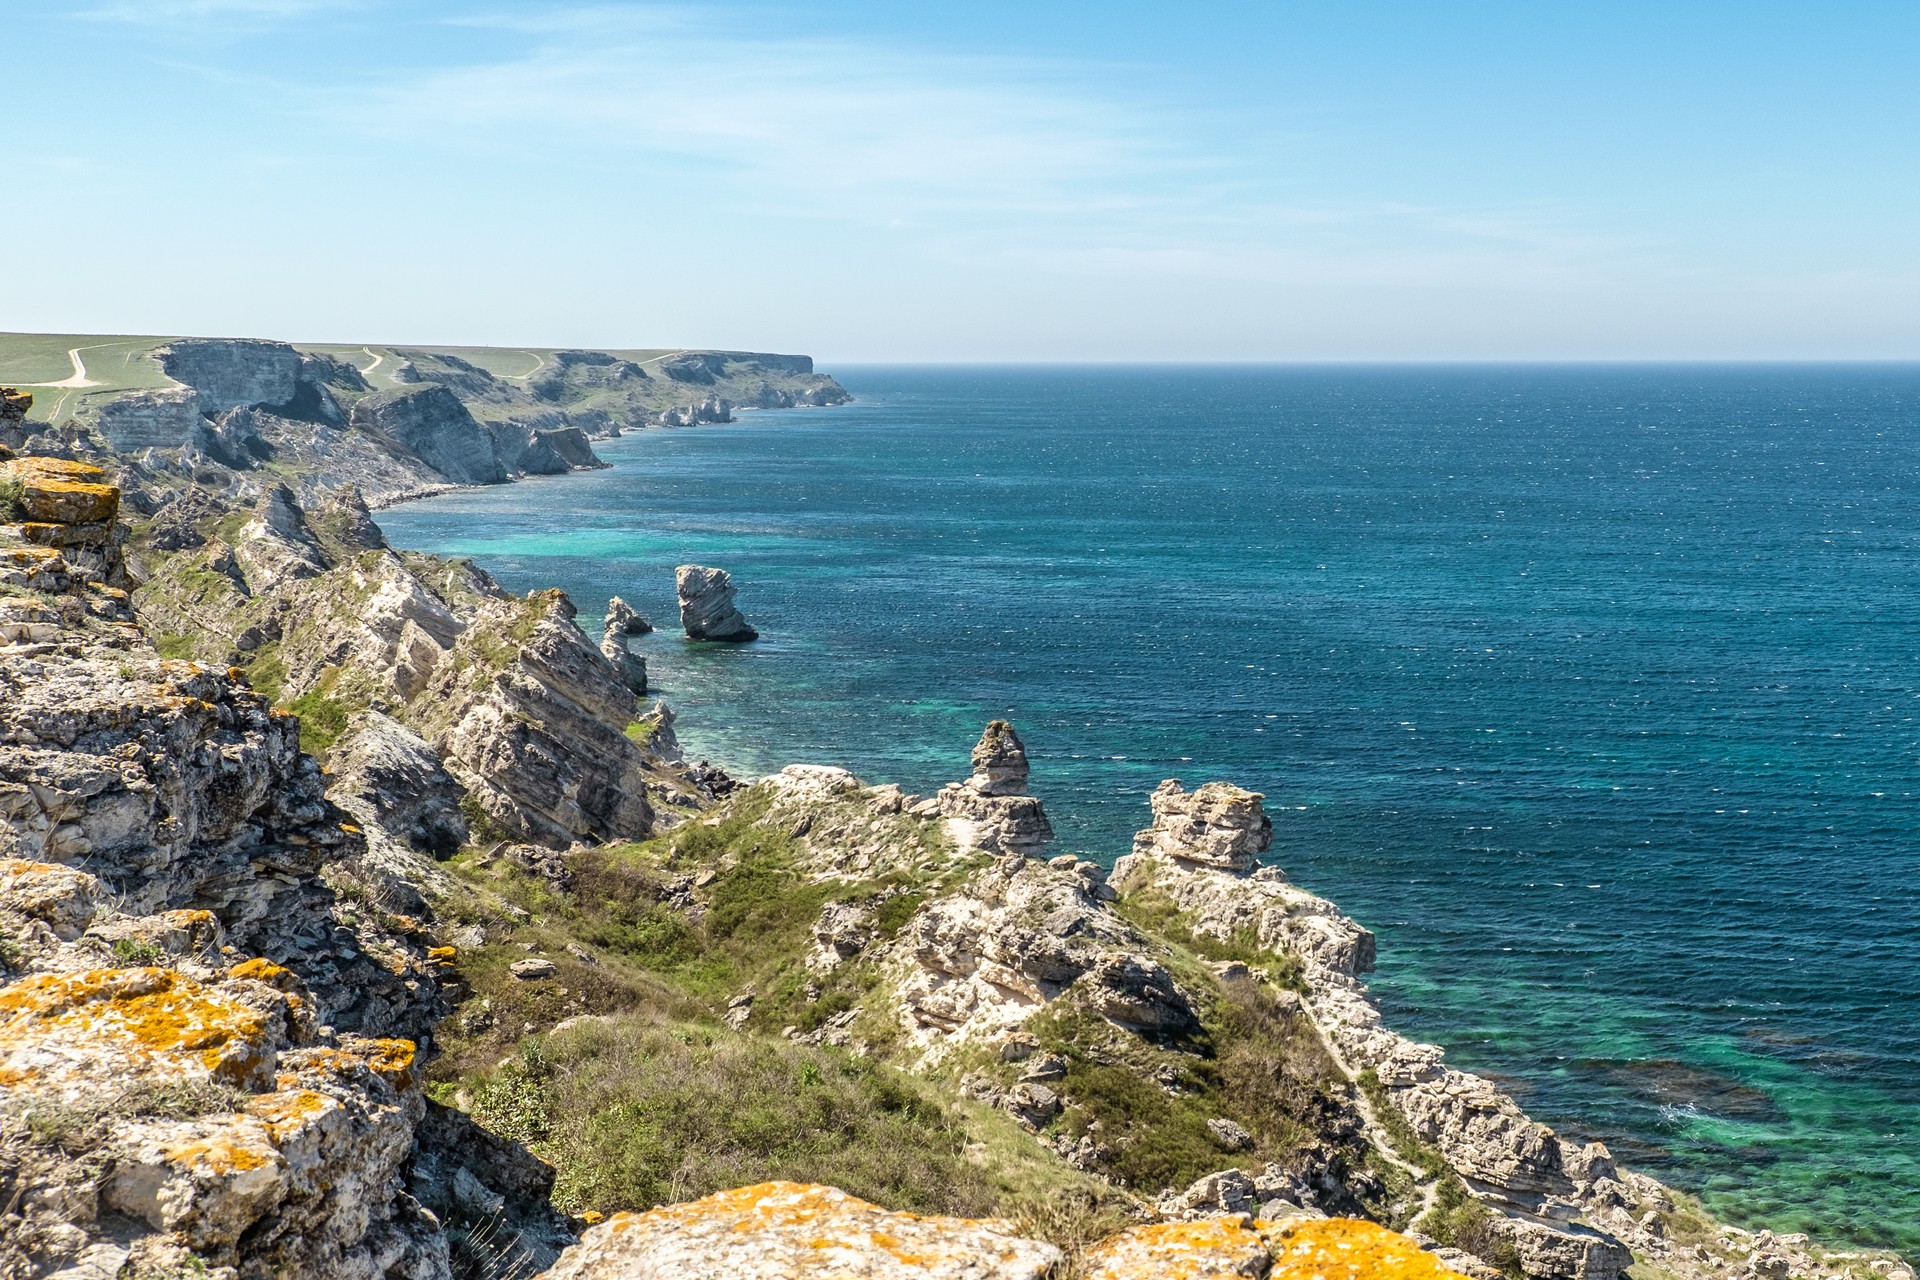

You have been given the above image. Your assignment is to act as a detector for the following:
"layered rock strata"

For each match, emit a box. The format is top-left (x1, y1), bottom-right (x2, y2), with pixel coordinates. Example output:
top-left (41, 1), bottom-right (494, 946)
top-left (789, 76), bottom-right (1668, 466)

top-left (599, 596), bottom-right (650, 694)
top-left (132, 484), bottom-right (688, 851)
top-left (934, 721), bottom-right (1054, 855)
top-left (675, 564), bottom-right (757, 641)
top-left (0, 462), bottom-right (530, 1280)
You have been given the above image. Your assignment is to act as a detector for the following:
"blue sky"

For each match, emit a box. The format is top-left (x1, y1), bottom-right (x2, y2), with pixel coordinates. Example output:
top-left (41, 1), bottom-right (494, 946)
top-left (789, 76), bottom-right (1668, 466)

top-left (5, 1), bottom-right (1918, 360)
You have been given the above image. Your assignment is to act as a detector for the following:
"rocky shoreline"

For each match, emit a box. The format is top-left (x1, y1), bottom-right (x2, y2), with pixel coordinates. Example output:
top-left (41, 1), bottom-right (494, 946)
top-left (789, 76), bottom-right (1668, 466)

top-left (1, 362), bottom-right (1912, 1280)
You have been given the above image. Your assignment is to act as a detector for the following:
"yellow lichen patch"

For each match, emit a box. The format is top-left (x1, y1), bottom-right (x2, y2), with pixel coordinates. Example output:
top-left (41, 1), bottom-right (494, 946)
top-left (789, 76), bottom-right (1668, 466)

top-left (1260, 1218), bottom-right (1469, 1280)
top-left (426, 946), bottom-right (458, 964)
top-left (580, 1210), bottom-right (605, 1225)
top-left (3, 457), bottom-right (107, 482)
top-left (0, 967), bottom-right (273, 1092)
top-left (227, 958), bottom-right (295, 988)
top-left (0, 858), bottom-right (98, 937)
top-left (349, 1037), bottom-right (418, 1089)
top-left (164, 1130), bottom-right (277, 1175)
top-left (245, 1088), bottom-right (338, 1141)
top-left (7, 472), bottom-right (120, 525)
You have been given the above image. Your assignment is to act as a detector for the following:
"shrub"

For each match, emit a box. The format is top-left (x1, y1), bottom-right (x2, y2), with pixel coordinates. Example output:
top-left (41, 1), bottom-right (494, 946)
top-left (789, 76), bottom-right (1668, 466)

top-left (0, 476), bottom-right (24, 522)
top-left (469, 1019), bottom-right (1001, 1219)
top-left (111, 936), bottom-right (170, 967)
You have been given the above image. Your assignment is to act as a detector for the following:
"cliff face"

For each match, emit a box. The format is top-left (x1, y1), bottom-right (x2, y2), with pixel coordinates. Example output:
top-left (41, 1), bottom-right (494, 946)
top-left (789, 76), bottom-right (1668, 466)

top-left (0, 460), bottom-right (468, 1279)
top-left (350, 386), bottom-right (510, 486)
top-left (130, 484), bottom-right (699, 854)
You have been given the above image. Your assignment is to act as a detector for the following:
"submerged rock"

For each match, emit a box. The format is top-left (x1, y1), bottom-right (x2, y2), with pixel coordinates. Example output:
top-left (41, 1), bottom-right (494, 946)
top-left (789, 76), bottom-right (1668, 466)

top-left (676, 564), bottom-right (757, 641)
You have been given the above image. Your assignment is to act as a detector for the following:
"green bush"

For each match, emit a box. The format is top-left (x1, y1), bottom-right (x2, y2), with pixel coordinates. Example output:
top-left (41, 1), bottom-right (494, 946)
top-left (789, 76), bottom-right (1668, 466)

top-left (0, 476), bottom-right (25, 521)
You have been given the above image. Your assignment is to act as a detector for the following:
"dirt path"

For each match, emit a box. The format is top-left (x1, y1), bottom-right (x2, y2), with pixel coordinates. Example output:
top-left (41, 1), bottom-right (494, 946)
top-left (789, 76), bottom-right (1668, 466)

top-left (17, 344), bottom-right (107, 389)
top-left (502, 349), bottom-right (547, 382)
top-left (358, 346), bottom-right (386, 381)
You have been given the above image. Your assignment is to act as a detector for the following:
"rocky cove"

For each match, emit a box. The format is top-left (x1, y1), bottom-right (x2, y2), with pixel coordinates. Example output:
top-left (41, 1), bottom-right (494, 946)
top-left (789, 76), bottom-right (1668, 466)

top-left (0, 351), bottom-right (1912, 1280)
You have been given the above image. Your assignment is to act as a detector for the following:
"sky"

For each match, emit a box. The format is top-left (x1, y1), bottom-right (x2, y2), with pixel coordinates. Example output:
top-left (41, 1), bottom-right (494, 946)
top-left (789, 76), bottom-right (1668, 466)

top-left (4, 0), bottom-right (1918, 361)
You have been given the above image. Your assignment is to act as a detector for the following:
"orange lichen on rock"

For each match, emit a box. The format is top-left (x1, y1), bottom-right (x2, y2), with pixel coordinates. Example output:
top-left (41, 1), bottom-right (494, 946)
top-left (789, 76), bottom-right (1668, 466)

top-left (1081, 1219), bottom-right (1271, 1280)
top-left (246, 1087), bottom-right (339, 1141)
top-left (4, 457), bottom-right (107, 482)
top-left (546, 1182), bottom-right (1061, 1280)
top-left (164, 1130), bottom-right (278, 1176)
top-left (1082, 1217), bottom-right (1470, 1280)
top-left (1262, 1218), bottom-right (1469, 1280)
top-left (0, 458), bottom-right (120, 525)
top-left (349, 1037), bottom-right (418, 1088)
top-left (0, 967), bottom-right (274, 1092)
top-left (228, 958), bottom-right (296, 988)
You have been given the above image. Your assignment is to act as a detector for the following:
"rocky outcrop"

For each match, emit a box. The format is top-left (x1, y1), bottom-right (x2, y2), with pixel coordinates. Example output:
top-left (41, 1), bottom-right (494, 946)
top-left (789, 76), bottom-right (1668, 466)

top-left (350, 385), bottom-right (509, 485)
top-left (676, 564), bottom-right (757, 641)
top-left (1, 387), bottom-right (28, 423)
top-left (159, 338), bottom-right (303, 413)
top-left (543, 1182), bottom-right (1061, 1280)
top-left (935, 721), bottom-right (1054, 855)
top-left (410, 588), bottom-right (656, 847)
top-left (0, 466), bottom-right (459, 1280)
top-left (599, 595), bottom-right (652, 693)
top-left (1132, 779), bottom-right (1272, 872)
top-left (1112, 785), bottom-right (1632, 1280)
top-left (95, 387), bottom-right (206, 451)
top-left (604, 596), bottom-right (651, 637)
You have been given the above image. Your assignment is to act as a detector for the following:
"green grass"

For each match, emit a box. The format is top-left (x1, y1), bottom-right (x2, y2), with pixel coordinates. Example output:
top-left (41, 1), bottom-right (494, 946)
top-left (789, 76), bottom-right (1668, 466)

top-left (472, 1021), bottom-right (1003, 1217)
top-left (289, 689), bottom-right (350, 756)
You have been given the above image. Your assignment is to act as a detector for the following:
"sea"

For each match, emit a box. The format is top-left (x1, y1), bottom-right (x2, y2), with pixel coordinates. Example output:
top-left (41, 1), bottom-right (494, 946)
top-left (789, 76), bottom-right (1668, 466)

top-left (377, 365), bottom-right (1920, 1249)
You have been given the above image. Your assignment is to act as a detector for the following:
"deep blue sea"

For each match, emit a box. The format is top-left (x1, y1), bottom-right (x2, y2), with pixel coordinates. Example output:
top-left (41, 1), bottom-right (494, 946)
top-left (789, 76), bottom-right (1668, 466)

top-left (378, 365), bottom-right (1920, 1249)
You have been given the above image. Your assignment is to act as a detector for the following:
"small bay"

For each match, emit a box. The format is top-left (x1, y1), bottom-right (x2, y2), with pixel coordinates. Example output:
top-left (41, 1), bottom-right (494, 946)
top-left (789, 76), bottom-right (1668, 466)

top-left (378, 364), bottom-right (1920, 1248)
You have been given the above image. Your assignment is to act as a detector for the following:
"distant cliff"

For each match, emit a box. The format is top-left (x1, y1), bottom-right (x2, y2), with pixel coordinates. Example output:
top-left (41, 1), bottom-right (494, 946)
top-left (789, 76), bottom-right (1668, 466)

top-left (0, 333), bottom-right (851, 507)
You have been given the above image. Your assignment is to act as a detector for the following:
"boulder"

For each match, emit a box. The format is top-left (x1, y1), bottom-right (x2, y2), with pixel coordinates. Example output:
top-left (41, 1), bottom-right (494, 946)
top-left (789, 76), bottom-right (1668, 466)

top-left (541, 1182), bottom-right (1060, 1280)
top-left (676, 564), bottom-right (757, 641)
top-left (1, 457), bottom-right (120, 525)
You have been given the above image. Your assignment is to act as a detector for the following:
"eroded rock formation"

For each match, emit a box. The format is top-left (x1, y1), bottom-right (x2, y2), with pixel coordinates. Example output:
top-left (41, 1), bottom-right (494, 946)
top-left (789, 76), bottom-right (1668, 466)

top-left (676, 564), bottom-right (757, 641)
top-left (934, 721), bottom-right (1054, 855)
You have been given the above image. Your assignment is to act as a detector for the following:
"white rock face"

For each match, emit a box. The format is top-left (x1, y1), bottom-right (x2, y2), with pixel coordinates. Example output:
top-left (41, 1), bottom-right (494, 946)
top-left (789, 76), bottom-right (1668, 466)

top-left (676, 564), bottom-right (757, 640)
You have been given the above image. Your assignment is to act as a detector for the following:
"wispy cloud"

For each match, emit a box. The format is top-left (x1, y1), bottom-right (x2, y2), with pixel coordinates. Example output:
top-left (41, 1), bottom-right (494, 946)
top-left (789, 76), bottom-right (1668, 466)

top-left (81, 0), bottom-right (355, 25)
top-left (336, 6), bottom-right (1200, 223)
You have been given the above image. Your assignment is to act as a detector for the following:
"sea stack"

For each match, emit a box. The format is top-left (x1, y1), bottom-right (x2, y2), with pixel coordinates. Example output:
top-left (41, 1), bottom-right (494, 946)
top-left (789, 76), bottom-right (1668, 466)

top-left (676, 564), bottom-right (757, 641)
top-left (936, 720), bottom-right (1054, 855)
top-left (604, 595), bottom-right (652, 637)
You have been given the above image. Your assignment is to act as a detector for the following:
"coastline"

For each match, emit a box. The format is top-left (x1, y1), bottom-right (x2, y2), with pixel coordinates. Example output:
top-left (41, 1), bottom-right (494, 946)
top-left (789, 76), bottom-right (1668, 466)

top-left (367, 391), bottom-right (1910, 1270)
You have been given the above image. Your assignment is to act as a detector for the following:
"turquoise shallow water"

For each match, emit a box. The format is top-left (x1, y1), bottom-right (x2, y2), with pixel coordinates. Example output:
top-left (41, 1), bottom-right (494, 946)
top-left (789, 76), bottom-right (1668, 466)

top-left (378, 365), bottom-right (1920, 1249)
